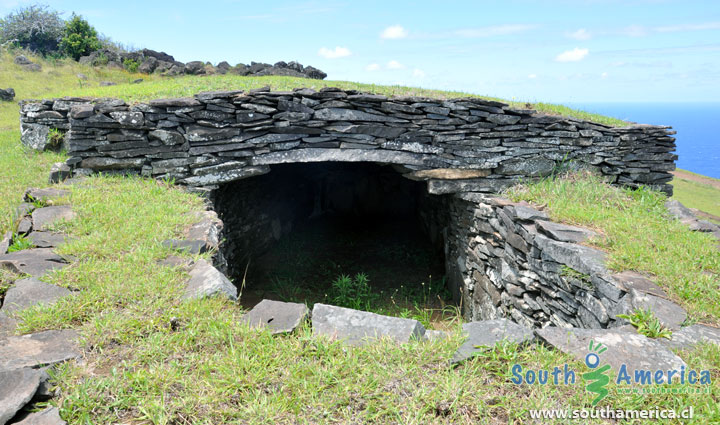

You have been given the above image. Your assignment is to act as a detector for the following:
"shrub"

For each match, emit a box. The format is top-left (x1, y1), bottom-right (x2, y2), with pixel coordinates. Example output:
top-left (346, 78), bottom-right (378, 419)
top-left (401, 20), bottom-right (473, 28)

top-left (329, 273), bottom-right (376, 310)
top-left (60, 14), bottom-right (100, 60)
top-left (123, 58), bottom-right (139, 72)
top-left (0, 4), bottom-right (64, 55)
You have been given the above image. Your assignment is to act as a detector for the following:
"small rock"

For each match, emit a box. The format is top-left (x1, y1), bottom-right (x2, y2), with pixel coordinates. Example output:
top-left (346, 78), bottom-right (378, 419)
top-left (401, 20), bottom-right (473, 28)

top-left (14, 55), bottom-right (33, 65)
top-left (11, 406), bottom-right (66, 425)
top-left (0, 232), bottom-right (11, 255)
top-left (0, 368), bottom-right (42, 425)
top-left (183, 259), bottom-right (237, 301)
top-left (1, 277), bottom-right (71, 313)
top-left (162, 239), bottom-right (208, 255)
top-left (131, 78), bottom-right (144, 84)
top-left (23, 63), bottom-right (42, 72)
top-left (536, 220), bottom-right (597, 243)
top-left (451, 319), bottom-right (534, 364)
top-left (311, 303), bottom-right (425, 346)
top-left (0, 87), bottom-right (15, 102)
top-left (17, 216), bottom-right (33, 234)
top-left (31, 206), bottom-right (75, 231)
top-left (49, 163), bottom-right (72, 184)
top-left (424, 329), bottom-right (449, 342)
top-left (0, 329), bottom-right (80, 373)
top-left (76, 73), bottom-right (87, 80)
top-left (240, 299), bottom-right (309, 334)
top-left (99, 81), bottom-right (116, 86)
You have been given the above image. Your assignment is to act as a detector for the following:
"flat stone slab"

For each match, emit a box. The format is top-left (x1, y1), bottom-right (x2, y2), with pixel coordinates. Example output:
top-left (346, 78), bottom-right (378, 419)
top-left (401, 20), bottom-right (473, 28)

top-left (0, 329), bottom-right (81, 373)
top-left (31, 206), bottom-right (75, 232)
top-left (26, 232), bottom-right (70, 248)
top-left (2, 278), bottom-right (71, 313)
top-left (535, 234), bottom-right (607, 276)
top-left (0, 368), bottom-right (42, 425)
top-left (240, 299), bottom-right (309, 334)
top-left (536, 327), bottom-right (685, 373)
top-left (162, 239), bottom-right (208, 254)
top-left (611, 271), bottom-right (668, 298)
top-left (660, 324), bottom-right (720, 350)
top-left (183, 259), bottom-right (237, 301)
top-left (452, 319), bottom-right (534, 364)
top-left (311, 303), bottom-right (425, 346)
top-left (0, 232), bottom-right (11, 255)
top-left (630, 290), bottom-right (687, 330)
top-left (536, 220), bottom-right (597, 243)
top-left (0, 249), bottom-right (68, 277)
top-left (25, 188), bottom-right (70, 205)
top-left (12, 407), bottom-right (66, 425)
top-left (0, 312), bottom-right (18, 338)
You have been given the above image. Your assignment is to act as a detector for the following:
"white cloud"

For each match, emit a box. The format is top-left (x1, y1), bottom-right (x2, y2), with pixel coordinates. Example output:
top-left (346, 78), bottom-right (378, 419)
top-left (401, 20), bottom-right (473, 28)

top-left (619, 25), bottom-right (648, 37)
top-left (365, 63), bottom-right (381, 71)
top-left (555, 47), bottom-right (589, 62)
top-left (454, 24), bottom-right (536, 38)
top-left (528, 74), bottom-right (537, 79)
top-left (567, 28), bottom-right (591, 40)
top-left (387, 60), bottom-right (404, 69)
top-left (381, 25), bottom-right (408, 39)
top-left (655, 21), bottom-right (720, 33)
top-left (317, 46), bottom-right (351, 59)
top-left (413, 68), bottom-right (426, 78)
top-left (600, 71), bottom-right (608, 79)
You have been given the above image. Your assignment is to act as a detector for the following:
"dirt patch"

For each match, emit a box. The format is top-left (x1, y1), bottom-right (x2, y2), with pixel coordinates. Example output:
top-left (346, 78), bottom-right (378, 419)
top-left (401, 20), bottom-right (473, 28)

top-left (672, 170), bottom-right (720, 190)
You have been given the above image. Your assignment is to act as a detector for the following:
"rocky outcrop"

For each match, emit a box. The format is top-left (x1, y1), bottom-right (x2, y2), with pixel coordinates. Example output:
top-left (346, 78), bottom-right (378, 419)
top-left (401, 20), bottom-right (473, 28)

top-left (77, 48), bottom-right (326, 79)
top-left (19, 88), bottom-right (676, 196)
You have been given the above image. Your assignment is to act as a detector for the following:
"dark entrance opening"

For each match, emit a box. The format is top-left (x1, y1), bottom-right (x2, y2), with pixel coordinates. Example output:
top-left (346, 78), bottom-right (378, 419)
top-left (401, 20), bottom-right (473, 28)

top-left (212, 162), bottom-right (452, 316)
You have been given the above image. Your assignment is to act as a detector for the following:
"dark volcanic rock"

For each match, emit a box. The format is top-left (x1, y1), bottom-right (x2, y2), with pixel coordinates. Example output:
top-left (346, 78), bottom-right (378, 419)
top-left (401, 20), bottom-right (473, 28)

top-left (0, 248), bottom-right (68, 277)
top-left (0, 87), bottom-right (14, 102)
top-left (0, 329), bottom-right (81, 372)
top-left (0, 368), bottom-right (41, 425)
top-left (1, 277), bottom-right (71, 313)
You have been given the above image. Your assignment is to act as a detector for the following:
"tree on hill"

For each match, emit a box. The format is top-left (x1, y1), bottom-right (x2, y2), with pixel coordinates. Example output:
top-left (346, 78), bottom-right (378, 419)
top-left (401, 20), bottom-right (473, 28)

top-left (0, 4), bottom-right (64, 55)
top-left (60, 14), bottom-right (100, 60)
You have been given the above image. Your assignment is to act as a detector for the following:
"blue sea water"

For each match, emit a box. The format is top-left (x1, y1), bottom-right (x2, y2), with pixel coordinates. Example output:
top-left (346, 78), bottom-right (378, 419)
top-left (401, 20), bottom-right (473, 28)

top-left (565, 103), bottom-right (720, 179)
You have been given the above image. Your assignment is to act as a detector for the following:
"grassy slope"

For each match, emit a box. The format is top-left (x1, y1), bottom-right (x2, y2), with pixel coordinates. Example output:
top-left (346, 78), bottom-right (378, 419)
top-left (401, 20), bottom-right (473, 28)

top-left (1, 51), bottom-right (719, 423)
top-left (670, 170), bottom-right (720, 223)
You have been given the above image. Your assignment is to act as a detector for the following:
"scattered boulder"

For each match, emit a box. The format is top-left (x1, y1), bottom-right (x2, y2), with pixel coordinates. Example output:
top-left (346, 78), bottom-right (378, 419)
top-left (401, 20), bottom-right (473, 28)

top-left (665, 200), bottom-right (720, 234)
top-left (0, 248), bottom-right (68, 277)
top-left (11, 406), bottom-right (66, 425)
top-left (241, 299), bottom-right (309, 334)
top-left (1, 278), bottom-right (70, 313)
top-left (452, 319), bottom-right (535, 364)
top-left (23, 63), bottom-right (42, 72)
top-left (138, 56), bottom-right (158, 74)
top-left (99, 81), bottom-right (116, 87)
top-left (0, 88), bottom-right (15, 102)
top-left (184, 61), bottom-right (206, 75)
top-left (536, 327), bottom-right (685, 373)
top-left (14, 55), bottom-right (33, 65)
top-left (311, 303), bottom-right (426, 346)
top-left (0, 368), bottom-right (41, 425)
top-left (183, 259), bottom-right (237, 300)
top-left (0, 329), bottom-right (80, 372)
top-left (31, 206), bottom-right (75, 231)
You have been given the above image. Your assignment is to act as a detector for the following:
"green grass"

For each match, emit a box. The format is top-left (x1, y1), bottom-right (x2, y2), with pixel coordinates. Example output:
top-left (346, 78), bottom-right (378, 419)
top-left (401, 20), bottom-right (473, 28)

top-left (1, 49), bottom-right (719, 423)
top-left (671, 170), bottom-right (720, 223)
top-left (506, 172), bottom-right (720, 325)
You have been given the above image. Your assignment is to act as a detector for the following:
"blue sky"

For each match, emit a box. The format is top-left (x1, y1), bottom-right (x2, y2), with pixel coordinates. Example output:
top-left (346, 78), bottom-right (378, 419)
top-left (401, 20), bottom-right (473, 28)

top-left (2, 0), bottom-right (720, 102)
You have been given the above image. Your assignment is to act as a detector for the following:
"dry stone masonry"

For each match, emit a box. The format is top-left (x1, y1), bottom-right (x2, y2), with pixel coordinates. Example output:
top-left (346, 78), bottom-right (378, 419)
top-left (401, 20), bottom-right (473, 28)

top-left (19, 87), bottom-right (677, 195)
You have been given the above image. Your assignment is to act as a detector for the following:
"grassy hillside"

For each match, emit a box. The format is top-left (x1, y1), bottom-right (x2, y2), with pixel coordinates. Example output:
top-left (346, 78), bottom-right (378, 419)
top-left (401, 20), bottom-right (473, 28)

top-left (1, 50), bottom-right (719, 423)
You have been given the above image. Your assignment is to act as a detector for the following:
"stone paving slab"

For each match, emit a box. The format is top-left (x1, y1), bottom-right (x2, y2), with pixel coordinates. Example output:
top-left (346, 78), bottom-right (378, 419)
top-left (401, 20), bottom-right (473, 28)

top-left (1, 278), bottom-right (71, 314)
top-left (660, 324), bottom-right (720, 350)
top-left (0, 249), bottom-right (68, 277)
top-left (0, 330), bottom-right (80, 373)
top-left (536, 327), bottom-right (685, 373)
top-left (0, 368), bottom-right (41, 425)
top-left (312, 303), bottom-right (425, 346)
top-left (452, 319), bottom-right (534, 364)
top-left (11, 407), bottom-right (66, 425)
top-left (31, 206), bottom-right (75, 232)
top-left (240, 299), bottom-right (309, 334)
top-left (183, 259), bottom-right (237, 301)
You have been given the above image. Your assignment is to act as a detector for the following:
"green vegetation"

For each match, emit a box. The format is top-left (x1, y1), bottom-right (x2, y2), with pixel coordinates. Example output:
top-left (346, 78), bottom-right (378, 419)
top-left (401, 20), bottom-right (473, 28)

top-left (506, 171), bottom-right (720, 325)
top-left (671, 169), bottom-right (720, 223)
top-left (122, 57), bottom-right (139, 73)
top-left (329, 273), bottom-right (376, 311)
top-left (59, 14), bottom-right (101, 60)
top-left (617, 308), bottom-right (673, 339)
top-left (7, 233), bottom-right (33, 252)
top-left (0, 47), bottom-right (719, 423)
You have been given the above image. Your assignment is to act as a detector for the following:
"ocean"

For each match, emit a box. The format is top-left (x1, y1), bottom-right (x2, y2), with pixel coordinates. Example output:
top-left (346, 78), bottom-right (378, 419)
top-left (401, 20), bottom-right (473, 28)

top-left (566, 103), bottom-right (720, 179)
